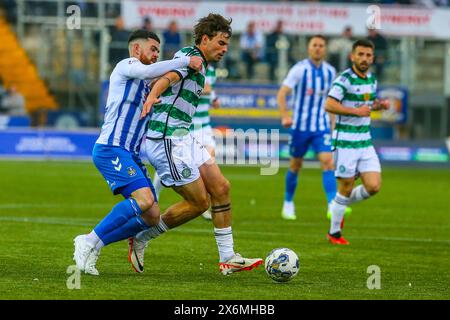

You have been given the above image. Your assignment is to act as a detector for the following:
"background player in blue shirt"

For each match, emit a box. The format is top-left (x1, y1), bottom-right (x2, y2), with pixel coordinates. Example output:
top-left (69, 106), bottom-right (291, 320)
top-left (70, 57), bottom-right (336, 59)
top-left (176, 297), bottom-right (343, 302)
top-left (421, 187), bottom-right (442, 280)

top-left (278, 35), bottom-right (346, 220)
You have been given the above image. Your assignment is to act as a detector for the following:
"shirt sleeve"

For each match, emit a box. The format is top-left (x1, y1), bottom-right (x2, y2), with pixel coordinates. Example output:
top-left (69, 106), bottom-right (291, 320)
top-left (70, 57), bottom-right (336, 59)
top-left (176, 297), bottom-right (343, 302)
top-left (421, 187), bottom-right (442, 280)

top-left (120, 56), bottom-right (190, 80)
top-left (328, 75), bottom-right (349, 102)
top-left (282, 64), bottom-right (304, 90)
top-left (168, 51), bottom-right (194, 80)
top-left (330, 66), bottom-right (337, 82)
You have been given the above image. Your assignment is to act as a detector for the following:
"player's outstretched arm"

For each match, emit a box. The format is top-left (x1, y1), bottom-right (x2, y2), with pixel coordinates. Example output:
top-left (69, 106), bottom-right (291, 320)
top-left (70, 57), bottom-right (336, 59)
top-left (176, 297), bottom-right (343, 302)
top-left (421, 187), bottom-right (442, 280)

top-left (140, 71), bottom-right (181, 119)
top-left (277, 85), bottom-right (293, 128)
top-left (127, 56), bottom-right (202, 80)
top-left (325, 97), bottom-right (371, 117)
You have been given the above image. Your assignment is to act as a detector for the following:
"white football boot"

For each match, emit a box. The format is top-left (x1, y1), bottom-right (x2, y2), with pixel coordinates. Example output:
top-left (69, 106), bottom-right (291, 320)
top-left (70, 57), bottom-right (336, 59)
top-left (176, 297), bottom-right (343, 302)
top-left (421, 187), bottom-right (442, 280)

top-left (128, 237), bottom-right (147, 273)
top-left (281, 201), bottom-right (297, 220)
top-left (219, 253), bottom-right (263, 275)
top-left (201, 210), bottom-right (212, 220)
top-left (84, 249), bottom-right (100, 276)
top-left (73, 235), bottom-right (94, 272)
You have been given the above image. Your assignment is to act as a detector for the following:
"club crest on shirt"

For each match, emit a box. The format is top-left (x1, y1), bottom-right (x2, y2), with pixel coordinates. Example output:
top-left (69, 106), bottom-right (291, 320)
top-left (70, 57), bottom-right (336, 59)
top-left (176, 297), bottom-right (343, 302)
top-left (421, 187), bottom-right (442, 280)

top-left (127, 166), bottom-right (137, 177)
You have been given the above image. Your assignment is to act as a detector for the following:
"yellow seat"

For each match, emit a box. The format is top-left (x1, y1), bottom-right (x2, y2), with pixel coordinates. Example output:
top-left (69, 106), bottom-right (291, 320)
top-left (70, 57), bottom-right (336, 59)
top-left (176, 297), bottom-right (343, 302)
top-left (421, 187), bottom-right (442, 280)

top-left (0, 17), bottom-right (58, 112)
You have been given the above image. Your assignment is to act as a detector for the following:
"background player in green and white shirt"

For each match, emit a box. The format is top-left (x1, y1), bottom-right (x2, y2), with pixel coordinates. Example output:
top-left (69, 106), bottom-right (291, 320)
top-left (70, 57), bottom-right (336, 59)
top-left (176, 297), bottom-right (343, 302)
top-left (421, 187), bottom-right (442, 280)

top-left (325, 39), bottom-right (389, 245)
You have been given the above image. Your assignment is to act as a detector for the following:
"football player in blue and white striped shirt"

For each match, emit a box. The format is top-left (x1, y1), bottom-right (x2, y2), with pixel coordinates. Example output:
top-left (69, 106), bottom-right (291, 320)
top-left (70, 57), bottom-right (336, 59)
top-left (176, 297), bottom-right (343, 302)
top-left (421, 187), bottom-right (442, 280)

top-left (278, 35), bottom-right (347, 220)
top-left (73, 30), bottom-right (203, 275)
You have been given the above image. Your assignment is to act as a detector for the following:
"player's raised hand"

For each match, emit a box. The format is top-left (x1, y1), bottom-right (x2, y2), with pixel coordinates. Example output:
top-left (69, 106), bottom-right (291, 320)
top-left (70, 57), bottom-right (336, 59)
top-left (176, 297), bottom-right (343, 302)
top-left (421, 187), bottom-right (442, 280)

top-left (354, 105), bottom-right (371, 117)
top-left (141, 96), bottom-right (161, 119)
top-left (188, 56), bottom-right (203, 72)
top-left (281, 115), bottom-right (293, 128)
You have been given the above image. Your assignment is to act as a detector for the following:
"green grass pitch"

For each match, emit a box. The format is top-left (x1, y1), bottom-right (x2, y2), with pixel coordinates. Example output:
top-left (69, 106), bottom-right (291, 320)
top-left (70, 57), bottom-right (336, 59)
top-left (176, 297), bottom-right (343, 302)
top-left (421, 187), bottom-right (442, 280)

top-left (0, 160), bottom-right (449, 299)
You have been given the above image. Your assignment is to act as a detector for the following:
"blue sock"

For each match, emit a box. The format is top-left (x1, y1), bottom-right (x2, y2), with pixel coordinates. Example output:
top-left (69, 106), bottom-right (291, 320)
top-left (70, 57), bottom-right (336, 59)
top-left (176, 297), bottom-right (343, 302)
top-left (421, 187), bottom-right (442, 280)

top-left (284, 170), bottom-right (298, 202)
top-left (94, 198), bottom-right (141, 241)
top-left (101, 215), bottom-right (149, 246)
top-left (322, 170), bottom-right (337, 204)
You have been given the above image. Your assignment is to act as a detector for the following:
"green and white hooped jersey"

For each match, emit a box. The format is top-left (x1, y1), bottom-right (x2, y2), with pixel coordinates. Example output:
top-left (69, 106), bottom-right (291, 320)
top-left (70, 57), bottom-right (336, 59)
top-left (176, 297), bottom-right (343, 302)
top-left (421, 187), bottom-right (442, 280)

top-left (327, 68), bottom-right (377, 149)
top-left (191, 66), bottom-right (216, 131)
top-left (147, 46), bottom-right (207, 139)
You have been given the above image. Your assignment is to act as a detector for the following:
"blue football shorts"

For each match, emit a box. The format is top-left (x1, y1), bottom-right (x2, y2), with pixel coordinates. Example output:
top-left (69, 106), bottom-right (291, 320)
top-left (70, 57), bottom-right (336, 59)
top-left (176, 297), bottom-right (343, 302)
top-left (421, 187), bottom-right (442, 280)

top-left (92, 143), bottom-right (156, 200)
top-left (289, 130), bottom-right (332, 158)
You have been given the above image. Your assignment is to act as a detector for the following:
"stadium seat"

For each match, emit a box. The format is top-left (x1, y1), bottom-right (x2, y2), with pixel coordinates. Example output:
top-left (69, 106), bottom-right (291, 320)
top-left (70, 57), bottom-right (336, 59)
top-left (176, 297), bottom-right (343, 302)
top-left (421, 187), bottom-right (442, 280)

top-left (0, 17), bottom-right (58, 113)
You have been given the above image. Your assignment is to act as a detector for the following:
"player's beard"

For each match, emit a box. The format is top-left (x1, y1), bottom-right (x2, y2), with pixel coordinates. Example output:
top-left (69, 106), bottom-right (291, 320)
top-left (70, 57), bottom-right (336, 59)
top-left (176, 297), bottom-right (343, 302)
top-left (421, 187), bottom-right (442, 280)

top-left (140, 53), bottom-right (155, 65)
top-left (215, 53), bottom-right (224, 62)
top-left (354, 61), bottom-right (369, 74)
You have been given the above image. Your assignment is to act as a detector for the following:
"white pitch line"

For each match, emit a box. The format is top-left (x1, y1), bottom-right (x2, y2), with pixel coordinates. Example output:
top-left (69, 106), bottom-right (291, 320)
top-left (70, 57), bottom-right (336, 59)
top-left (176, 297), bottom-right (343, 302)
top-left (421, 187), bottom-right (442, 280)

top-left (0, 216), bottom-right (449, 245)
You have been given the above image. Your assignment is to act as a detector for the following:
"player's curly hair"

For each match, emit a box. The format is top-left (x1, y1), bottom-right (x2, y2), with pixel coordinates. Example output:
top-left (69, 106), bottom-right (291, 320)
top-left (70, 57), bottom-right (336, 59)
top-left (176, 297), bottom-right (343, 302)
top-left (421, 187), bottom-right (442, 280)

top-left (194, 13), bottom-right (232, 45)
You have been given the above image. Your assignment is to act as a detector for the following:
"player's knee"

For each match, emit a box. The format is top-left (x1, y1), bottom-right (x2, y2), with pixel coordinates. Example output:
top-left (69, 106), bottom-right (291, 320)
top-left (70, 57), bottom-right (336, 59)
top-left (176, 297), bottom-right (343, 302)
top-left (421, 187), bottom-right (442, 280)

top-left (218, 178), bottom-right (231, 196)
top-left (289, 162), bottom-right (302, 172)
top-left (321, 159), bottom-right (334, 171)
top-left (134, 194), bottom-right (155, 212)
top-left (226, 178), bottom-right (232, 193)
top-left (366, 182), bottom-right (381, 195)
top-left (209, 178), bottom-right (231, 198)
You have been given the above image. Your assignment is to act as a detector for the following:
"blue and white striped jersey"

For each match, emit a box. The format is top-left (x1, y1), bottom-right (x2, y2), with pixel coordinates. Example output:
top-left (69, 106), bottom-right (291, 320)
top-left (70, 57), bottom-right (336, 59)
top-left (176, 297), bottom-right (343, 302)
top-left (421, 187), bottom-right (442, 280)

top-left (282, 59), bottom-right (336, 132)
top-left (96, 56), bottom-right (190, 154)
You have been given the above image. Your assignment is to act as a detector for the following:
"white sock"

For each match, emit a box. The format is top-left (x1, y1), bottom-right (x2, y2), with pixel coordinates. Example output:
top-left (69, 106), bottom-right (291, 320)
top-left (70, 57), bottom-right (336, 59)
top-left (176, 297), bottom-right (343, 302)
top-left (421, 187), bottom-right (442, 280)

top-left (95, 240), bottom-right (104, 252)
top-left (153, 173), bottom-right (163, 200)
top-left (86, 231), bottom-right (100, 248)
top-left (349, 185), bottom-right (371, 205)
top-left (214, 227), bottom-right (235, 262)
top-left (135, 218), bottom-right (168, 243)
top-left (329, 193), bottom-right (350, 235)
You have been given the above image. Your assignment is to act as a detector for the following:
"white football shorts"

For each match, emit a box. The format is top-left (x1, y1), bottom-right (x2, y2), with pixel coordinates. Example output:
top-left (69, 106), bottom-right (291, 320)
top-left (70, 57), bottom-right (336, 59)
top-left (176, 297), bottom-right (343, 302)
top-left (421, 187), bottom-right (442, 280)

top-left (190, 125), bottom-right (216, 149)
top-left (144, 133), bottom-right (211, 187)
top-left (333, 146), bottom-right (381, 178)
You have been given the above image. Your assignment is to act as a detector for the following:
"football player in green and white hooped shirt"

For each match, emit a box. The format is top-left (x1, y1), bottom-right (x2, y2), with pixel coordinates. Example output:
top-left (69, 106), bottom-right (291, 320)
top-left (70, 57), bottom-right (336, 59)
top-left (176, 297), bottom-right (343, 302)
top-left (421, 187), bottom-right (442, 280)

top-left (325, 39), bottom-right (389, 245)
top-left (129, 14), bottom-right (263, 276)
top-left (152, 65), bottom-right (220, 223)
